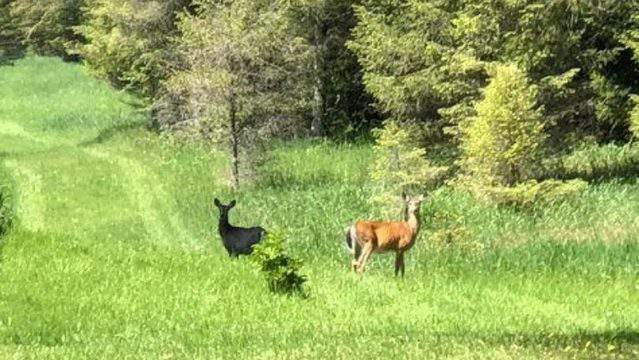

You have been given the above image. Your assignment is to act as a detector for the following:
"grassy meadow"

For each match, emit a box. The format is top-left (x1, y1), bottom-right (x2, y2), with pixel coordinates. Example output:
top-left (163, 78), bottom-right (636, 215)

top-left (0, 57), bottom-right (638, 359)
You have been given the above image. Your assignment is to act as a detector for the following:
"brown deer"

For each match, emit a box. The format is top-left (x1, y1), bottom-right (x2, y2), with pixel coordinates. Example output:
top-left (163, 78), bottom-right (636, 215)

top-left (345, 195), bottom-right (424, 276)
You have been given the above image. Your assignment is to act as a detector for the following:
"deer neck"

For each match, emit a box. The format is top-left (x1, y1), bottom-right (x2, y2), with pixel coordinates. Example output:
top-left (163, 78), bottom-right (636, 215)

top-left (407, 211), bottom-right (420, 236)
top-left (219, 215), bottom-right (231, 232)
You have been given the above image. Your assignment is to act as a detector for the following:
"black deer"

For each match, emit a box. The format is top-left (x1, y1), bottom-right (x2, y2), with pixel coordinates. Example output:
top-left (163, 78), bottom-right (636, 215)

top-left (214, 198), bottom-right (266, 257)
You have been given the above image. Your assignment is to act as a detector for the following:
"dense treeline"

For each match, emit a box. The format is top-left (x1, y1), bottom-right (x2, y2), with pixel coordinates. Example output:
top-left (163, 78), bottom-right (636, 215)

top-left (1, 0), bottom-right (639, 202)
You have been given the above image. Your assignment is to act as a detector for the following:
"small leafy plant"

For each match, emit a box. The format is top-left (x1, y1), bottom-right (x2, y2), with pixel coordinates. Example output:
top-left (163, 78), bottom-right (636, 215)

top-left (250, 231), bottom-right (306, 296)
top-left (0, 184), bottom-right (14, 237)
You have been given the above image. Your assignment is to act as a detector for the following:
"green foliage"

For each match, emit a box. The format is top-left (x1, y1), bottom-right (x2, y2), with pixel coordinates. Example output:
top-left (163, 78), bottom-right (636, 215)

top-left (250, 231), bottom-right (306, 295)
top-left (590, 72), bottom-right (632, 139)
top-left (348, 0), bottom-right (485, 128)
top-left (0, 175), bottom-right (14, 237)
top-left (350, 0), bottom-right (639, 143)
top-left (460, 64), bottom-right (545, 186)
top-left (630, 95), bottom-right (639, 140)
top-left (475, 179), bottom-right (588, 210)
top-left (624, 13), bottom-right (639, 64)
top-left (159, 0), bottom-right (309, 187)
top-left (428, 212), bottom-right (483, 256)
top-left (7, 0), bottom-right (84, 58)
top-left (0, 0), bottom-right (21, 62)
top-left (458, 64), bottom-right (590, 208)
top-left (0, 58), bottom-right (638, 359)
top-left (289, 0), bottom-right (379, 137)
top-left (75, 0), bottom-right (190, 98)
top-left (370, 120), bottom-right (447, 217)
top-left (559, 142), bottom-right (639, 180)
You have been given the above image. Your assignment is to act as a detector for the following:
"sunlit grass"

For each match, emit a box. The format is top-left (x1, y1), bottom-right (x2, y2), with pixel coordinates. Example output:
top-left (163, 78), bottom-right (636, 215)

top-left (0, 57), bottom-right (637, 358)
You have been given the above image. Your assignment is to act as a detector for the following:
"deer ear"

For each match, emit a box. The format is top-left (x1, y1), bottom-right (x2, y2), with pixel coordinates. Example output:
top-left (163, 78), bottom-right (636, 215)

top-left (229, 200), bottom-right (237, 208)
top-left (214, 198), bottom-right (221, 207)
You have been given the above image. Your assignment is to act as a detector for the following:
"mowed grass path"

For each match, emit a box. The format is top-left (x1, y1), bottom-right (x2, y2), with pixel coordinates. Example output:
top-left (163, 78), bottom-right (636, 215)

top-left (0, 57), bottom-right (638, 359)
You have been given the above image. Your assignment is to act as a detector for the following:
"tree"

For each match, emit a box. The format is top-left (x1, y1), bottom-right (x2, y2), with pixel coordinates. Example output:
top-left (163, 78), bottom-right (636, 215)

top-left (158, 0), bottom-right (309, 188)
top-left (289, 0), bottom-right (379, 138)
top-left (75, 0), bottom-right (193, 99)
top-left (8, 0), bottom-right (84, 58)
top-left (460, 64), bottom-right (545, 187)
top-left (370, 120), bottom-right (446, 218)
top-left (0, 0), bottom-right (22, 62)
top-left (349, 0), bottom-right (639, 144)
top-left (630, 96), bottom-right (639, 140)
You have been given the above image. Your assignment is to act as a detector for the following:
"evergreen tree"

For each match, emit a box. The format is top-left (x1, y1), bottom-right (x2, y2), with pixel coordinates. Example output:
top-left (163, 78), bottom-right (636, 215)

top-left (350, 0), bottom-right (639, 143)
top-left (370, 120), bottom-right (446, 218)
top-left (291, 0), bottom-right (379, 137)
top-left (8, 0), bottom-right (84, 58)
top-left (460, 64), bottom-right (545, 187)
top-left (158, 0), bottom-right (309, 188)
top-left (75, 0), bottom-right (192, 99)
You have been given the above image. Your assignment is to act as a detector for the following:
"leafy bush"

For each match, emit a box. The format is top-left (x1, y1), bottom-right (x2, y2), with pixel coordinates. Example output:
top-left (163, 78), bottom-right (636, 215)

top-left (250, 231), bottom-right (306, 296)
top-left (459, 63), bottom-right (545, 187)
top-left (370, 120), bottom-right (447, 218)
top-left (0, 173), bottom-right (15, 237)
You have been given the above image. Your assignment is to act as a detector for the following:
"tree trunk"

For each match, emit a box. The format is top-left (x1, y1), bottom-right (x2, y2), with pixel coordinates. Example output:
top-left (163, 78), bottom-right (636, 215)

top-left (310, 23), bottom-right (324, 137)
top-left (229, 92), bottom-right (240, 189)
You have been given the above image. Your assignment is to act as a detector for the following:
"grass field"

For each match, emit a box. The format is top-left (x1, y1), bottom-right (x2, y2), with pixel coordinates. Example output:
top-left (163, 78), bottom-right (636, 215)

top-left (0, 57), bottom-right (637, 359)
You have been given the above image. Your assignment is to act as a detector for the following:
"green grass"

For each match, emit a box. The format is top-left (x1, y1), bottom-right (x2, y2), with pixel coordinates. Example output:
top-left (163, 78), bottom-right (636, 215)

top-left (0, 57), bottom-right (637, 359)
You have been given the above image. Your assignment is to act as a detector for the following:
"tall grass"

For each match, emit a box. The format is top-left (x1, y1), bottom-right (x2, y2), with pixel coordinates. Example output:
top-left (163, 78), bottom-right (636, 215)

top-left (0, 57), bottom-right (637, 358)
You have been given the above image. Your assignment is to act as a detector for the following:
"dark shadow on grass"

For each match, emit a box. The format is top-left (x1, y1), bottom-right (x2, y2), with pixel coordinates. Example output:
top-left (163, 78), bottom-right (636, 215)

top-left (78, 121), bottom-right (146, 147)
top-left (495, 329), bottom-right (639, 345)
top-left (476, 329), bottom-right (639, 356)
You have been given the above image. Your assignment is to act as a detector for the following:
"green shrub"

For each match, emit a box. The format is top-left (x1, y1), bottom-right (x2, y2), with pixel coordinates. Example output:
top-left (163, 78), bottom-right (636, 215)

top-left (0, 190), bottom-right (12, 236)
top-left (250, 231), bottom-right (306, 296)
top-left (370, 120), bottom-right (447, 218)
top-left (0, 171), bottom-right (15, 237)
top-left (459, 63), bottom-right (545, 187)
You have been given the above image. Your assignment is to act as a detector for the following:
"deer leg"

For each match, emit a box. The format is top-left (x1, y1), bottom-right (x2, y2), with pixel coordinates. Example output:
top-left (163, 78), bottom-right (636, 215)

top-left (357, 243), bottom-right (374, 274)
top-left (394, 251), bottom-right (402, 277)
top-left (398, 251), bottom-right (405, 277)
top-left (352, 248), bottom-right (364, 272)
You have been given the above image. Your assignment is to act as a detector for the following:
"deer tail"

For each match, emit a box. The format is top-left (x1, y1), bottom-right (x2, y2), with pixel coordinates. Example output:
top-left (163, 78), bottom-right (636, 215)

top-left (344, 225), bottom-right (361, 259)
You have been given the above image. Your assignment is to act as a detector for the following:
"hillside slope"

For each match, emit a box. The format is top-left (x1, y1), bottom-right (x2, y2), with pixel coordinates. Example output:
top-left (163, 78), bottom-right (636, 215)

top-left (0, 57), bottom-right (637, 359)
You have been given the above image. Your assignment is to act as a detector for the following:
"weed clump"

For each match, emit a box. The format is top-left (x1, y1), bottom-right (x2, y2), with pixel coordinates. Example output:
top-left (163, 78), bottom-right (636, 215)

top-left (251, 231), bottom-right (306, 296)
top-left (0, 173), bottom-right (14, 237)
